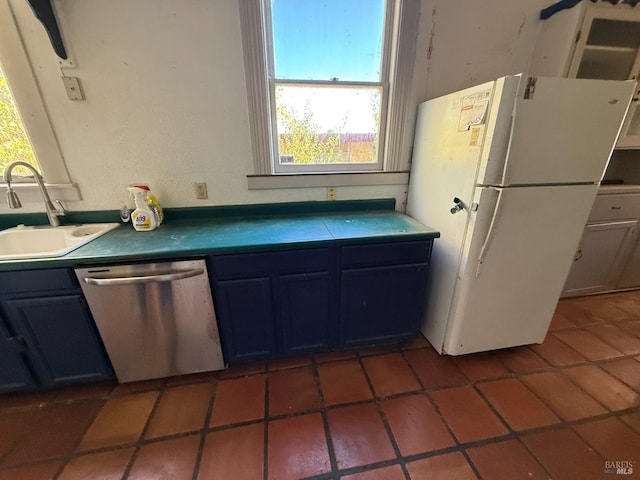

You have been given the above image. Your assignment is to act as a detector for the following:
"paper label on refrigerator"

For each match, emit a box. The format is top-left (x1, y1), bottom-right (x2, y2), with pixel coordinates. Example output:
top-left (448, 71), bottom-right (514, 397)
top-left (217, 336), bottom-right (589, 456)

top-left (469, 126), bottom-right (481, 146)
top-left (458, 89), bottom-right (491, 131)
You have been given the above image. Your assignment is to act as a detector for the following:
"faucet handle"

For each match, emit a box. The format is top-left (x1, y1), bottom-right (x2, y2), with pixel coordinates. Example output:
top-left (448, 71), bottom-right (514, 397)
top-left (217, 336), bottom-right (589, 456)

top-left (54, 199), bottom-right (68, 214)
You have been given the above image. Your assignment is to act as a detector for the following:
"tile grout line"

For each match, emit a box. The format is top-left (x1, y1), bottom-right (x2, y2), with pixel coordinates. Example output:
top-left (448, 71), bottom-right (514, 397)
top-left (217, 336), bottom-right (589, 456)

top-left (191, 377), bottom-right (218, 480)
top-left (355, 352), bottom-right (411, 480)
top-left (532, 332), bottom-right (590, 366)
top-left (581, 322), bottom-right (640, 357)
top-left (51, 411), bottom-right (98, 479)
top-left (120, 380), bottom-right (167, 479)
top-left (467, 381), bottom-right (547, 479)
top-left (470, 381), bottom-right (520, 435)
top-left (399, 347), bottom-right (479, 469)
top-left (511, 436), bottom-right (556, 480)
top-left (555, 364), bottom-right (623, 415)
top-left (595, 357), bottom-right (640, 392)
top-left (551, 327), bottom-right (626, 362)
top-left (312, 356), bottom-right (340, 478)
top-left (38, 381), bottom-right (170, 480)
top-left (49, 386), bottom-right (121, 480)
top-left (392, 349), bottom-right (428, 480)
top-left (263, 371), bottom-right (270, 480)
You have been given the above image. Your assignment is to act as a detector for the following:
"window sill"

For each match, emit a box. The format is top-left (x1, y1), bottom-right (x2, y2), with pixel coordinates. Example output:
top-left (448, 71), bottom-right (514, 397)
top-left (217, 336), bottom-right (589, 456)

top-left (246, 171), bottom-right (409, 190)
top-left (0, 183), bottom-right (81, 203)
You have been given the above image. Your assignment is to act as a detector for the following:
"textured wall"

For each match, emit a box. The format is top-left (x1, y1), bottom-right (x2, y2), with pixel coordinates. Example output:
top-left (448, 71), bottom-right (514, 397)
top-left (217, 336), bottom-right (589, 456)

top-left (2, 0), bottom-right (553, 213)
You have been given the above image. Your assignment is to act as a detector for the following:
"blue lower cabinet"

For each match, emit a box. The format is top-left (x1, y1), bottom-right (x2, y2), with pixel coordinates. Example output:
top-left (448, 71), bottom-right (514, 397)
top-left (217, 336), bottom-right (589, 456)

top-left (214, 277), bottom-right (277, 363)
top-left (279, 272), bottom-right (330, 353)
top-left (209, 240), bottom-right (433, 363)
top-left (0, 268), bottom-right (114, 393)
top-left (339, 263), bottom-right (429, 347)
top-left (4, 295), bottom-right (114, 388)
top-left (208, 249), bottom-right (333, 363)
top-left (0, 318), bottom-right (37, 394)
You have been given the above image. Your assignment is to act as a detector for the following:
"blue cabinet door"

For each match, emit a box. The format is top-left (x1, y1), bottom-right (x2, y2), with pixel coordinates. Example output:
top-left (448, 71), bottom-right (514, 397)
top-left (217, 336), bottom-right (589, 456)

top-left (279, 272), bottom-right (330, 354)
top-left (4, 294), bottom-right (114, 387)
top-left (209, 248), bottom-right (332, 363)
top-left (214, 277), bottom-right (277, 363)
top-left (339, 263), bottom-right (428, 347)
top-left (0, 318), bottom-right (36, 393)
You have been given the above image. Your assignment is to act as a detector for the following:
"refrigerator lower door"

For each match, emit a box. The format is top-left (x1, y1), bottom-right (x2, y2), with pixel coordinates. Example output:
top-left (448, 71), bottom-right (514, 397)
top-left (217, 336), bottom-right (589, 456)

top-left (438, 184), bottom-right (599, 355)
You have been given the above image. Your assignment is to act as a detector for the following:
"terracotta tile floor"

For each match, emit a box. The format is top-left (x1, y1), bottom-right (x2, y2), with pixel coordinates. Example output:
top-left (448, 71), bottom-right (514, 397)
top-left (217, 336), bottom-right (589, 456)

top-left (1, 291), bottom-right (640, 479)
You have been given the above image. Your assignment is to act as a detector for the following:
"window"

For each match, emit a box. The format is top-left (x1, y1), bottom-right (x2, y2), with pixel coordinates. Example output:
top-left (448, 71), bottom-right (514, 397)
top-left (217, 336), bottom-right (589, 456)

top-left (240, 0), bottom-right (420, 179)
top-left (269, 0), bottom-right (389, 173)
top-left (0, 65), bottom-right (41, 177)
top-left (0, 0), bottom-right (75, 192)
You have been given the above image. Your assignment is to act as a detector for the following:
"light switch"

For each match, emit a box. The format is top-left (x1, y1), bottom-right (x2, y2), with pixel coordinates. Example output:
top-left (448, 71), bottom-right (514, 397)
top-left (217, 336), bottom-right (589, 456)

top-left (62, 76), bottom-right (85, 101)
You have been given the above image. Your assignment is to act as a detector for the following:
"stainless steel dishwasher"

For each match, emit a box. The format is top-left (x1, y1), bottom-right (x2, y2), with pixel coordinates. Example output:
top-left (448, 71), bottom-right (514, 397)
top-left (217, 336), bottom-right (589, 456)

top-left (75, 260), bottom-right (224, 383)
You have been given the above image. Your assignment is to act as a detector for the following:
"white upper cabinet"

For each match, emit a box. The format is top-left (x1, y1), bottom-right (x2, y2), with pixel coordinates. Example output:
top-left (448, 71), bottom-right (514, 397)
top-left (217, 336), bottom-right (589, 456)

top-left (568, 10), bottom-right (640, 81)
top-left (569, 7), bottom-right (640, 149)
top-left (532, 4), bottom-right (640, 148)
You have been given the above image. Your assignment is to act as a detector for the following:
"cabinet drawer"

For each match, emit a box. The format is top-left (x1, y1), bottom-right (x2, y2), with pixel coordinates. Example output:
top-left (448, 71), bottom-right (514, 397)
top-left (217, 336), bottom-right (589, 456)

top-left (589, 194), bottom-right (640, 222)
top-left (209, 248), bottom-right (330, 278)
top-left (0, 269), bottom-right (78, 294)
top-left (341, 240), bottom-right (432, 268)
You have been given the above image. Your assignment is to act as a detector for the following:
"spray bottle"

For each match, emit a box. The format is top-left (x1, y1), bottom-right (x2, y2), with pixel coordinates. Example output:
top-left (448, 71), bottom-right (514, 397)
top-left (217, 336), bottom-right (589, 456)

top-left (128, 186), bottom-right (158, 231)
top-left (132, 184), bottom-right (163, 225)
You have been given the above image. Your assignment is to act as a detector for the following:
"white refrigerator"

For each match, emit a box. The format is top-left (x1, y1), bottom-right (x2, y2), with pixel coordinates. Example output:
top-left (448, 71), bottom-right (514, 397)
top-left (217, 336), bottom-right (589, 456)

top-left (407, 74), bottom-right (635, 355)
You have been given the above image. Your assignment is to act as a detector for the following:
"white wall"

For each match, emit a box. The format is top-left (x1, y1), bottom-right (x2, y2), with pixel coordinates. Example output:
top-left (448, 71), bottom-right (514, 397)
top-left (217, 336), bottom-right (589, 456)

top-left (422, 0), bottom-right (549, 99)
top-left (2, 0), bottom-right (552, 213)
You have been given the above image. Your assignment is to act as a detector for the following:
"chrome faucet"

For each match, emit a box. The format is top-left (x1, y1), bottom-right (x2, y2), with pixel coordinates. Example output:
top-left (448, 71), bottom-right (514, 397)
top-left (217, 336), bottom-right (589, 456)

top-left (3, 161), bottom-right (66, 227)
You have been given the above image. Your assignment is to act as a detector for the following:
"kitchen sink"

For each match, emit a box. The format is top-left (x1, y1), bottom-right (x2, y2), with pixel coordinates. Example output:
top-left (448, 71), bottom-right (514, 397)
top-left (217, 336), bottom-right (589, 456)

top-left (0, 223), bottom-right (120, 261)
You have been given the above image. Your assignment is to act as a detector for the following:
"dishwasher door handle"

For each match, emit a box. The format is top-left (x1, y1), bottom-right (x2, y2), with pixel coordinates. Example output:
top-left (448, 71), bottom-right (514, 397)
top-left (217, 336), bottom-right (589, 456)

top-left (83, 268), bottom-right (204, 286)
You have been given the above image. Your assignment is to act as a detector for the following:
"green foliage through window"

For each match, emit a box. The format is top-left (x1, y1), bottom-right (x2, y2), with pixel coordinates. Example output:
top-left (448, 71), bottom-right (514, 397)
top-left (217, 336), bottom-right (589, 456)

top-left (0, 66), bottom-right (39, 176)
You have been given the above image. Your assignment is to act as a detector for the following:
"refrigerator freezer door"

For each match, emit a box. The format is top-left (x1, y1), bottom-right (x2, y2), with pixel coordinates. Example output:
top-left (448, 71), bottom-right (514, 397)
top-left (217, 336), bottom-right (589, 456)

top-left (407, 82), bottom-right (495, 351)
top-left (480, 77), bottom-right (636, 186)
top-left (440, 184), bottom-right (599, 355)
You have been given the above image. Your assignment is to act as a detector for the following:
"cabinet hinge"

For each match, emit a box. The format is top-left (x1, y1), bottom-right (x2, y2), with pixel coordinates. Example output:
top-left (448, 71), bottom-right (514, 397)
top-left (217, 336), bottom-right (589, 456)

top-left (575, 28), bottom-right (581, 44)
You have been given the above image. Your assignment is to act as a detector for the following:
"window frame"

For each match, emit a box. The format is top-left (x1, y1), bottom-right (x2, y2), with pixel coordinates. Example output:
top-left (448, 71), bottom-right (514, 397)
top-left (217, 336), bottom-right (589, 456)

top-left (0, 0), bottom-right (76, 192)
top-left (240, 0), bottom-right (419, 180)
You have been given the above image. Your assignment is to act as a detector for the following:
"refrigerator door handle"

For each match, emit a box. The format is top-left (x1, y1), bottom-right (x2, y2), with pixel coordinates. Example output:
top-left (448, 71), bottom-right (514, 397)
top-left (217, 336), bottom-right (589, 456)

top-left (499, 114), bottom-right (515, 185)
top-left (475, 188), bottom-right (504, 277)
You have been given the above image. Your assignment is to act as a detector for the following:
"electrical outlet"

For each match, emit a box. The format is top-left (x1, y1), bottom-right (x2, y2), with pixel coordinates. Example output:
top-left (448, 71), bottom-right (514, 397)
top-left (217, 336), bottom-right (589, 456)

top-left (61, 76), bottom-right (85, 100)
top-left (195, 182), bottom-right (208, 199)
top-left (327, 187), bottom-right (337, 200)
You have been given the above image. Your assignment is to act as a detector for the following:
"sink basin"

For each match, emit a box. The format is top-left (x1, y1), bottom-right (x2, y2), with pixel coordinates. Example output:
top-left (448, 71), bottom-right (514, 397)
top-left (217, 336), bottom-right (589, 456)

top-left (0, 223), bottom-right (120, 261)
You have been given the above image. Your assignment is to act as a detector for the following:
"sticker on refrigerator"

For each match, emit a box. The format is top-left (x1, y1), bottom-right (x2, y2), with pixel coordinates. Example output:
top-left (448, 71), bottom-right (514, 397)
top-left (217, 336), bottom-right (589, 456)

top-left (469, 126), bottom-right (481, 146)
top-left (523, 77), bottom-right (537, 99)
top-left (458, 89), bottom-right (491, 131)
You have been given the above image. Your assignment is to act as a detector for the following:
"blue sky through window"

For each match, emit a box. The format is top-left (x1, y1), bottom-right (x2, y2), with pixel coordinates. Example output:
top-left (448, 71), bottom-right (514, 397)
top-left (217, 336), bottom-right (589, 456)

top-left (271, 0), bottom-right (386, 82)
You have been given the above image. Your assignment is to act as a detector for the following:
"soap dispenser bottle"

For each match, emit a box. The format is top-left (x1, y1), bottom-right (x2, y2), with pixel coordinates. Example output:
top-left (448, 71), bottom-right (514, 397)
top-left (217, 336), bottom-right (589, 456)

top-left (128, 186), bottom-right (158, 231)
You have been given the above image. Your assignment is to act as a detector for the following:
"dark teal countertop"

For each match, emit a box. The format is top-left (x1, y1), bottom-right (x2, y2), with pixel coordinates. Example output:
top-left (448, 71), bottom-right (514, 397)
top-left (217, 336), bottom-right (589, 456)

top-left (0, 200), bottom-right (439, 271)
